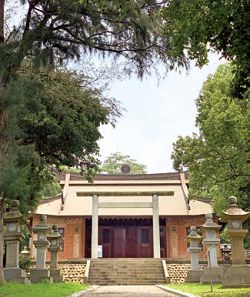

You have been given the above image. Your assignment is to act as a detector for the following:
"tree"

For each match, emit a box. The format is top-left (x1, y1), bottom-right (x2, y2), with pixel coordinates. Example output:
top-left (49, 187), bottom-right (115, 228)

top-left (171, 64), bottom-right (249, 215)
top-left (0, 0), bottom-right (189, 162)
top-left (0, 2), bottom-right (187, 282)
top-left (0, 66), bottom-right (120, 283)
top-left (162, 0), bottom-right (249, 98)
top-left (100, 152), bottom-right (146, 174)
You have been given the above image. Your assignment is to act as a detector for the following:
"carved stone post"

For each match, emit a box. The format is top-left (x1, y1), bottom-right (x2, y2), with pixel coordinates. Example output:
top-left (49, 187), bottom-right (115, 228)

top-left (186, 226), bottom-right (203, 282)
top-left (30, 214), bottom-right (53, 283)
top-left (4, 200), bottom-right (30, 284)
top-left (221, 196), bottom-right (250, 288)
top-left (200, 213), bottom-right (223, 283)
top-left (47, 225), bottom-right (63, 282)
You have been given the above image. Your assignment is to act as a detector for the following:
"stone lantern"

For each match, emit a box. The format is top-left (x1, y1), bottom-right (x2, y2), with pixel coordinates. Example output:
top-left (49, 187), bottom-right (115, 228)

top-left (4, 200), bottom-right (30, 284)
top-left (186, 226), bottom-right (203, 282)
top-left (47, 225), bottom-right (63, 282)
top-left (30, 214), bottom-right (53, 283)
top-left (221, 196), bottom-right (250, 287)
top-left (200, 213), bottom-right (223, 283)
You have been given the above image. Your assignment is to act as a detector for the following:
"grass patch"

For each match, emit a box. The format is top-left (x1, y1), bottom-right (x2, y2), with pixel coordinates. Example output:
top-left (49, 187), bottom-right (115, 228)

top-left (167, 283), bottom-right (250, 297)
top-left (0, 282), bottom-right (89, 297)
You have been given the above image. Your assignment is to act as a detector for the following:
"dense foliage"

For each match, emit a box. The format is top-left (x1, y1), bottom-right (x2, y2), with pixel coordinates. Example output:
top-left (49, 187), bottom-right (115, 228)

top-left (171, 64), bottom-right (249, 215)
top-left (1, 1), bottom-right (180, 282)
top-left (100, 152), bottom-right (147, 174)
top-left (162, 0), bottom-right (249, 98)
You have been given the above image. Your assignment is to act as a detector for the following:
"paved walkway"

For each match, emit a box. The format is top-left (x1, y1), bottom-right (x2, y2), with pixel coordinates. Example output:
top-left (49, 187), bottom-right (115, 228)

top-left (81, 285), bottom-right (177, 297)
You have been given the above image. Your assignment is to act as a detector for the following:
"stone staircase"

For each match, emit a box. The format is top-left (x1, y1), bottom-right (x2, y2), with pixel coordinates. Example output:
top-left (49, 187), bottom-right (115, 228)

top-left (87, 259), bottom-right (167, 285)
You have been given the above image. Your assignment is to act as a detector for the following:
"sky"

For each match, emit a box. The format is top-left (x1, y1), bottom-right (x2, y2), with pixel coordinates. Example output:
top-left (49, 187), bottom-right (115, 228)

top-left (98, 53), bottom-right (226, 173)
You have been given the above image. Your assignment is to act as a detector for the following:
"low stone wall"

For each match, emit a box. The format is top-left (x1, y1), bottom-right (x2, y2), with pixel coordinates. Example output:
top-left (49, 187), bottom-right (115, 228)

top-left (30, 263), bottom-right (86, 283)
top-left (166, 264), bottom-right (205, 283)
top-left (58, 264), bottom-right (86, 283)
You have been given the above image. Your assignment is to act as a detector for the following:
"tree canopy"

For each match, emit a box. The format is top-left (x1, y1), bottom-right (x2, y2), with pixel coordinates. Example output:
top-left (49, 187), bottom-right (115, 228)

top-left (100, 152), bottom-right (147, 174)
top-left (171, 63), bottom-right (249, 215)
top-left (1, 66), bottom-right (121, 207)
top-left (1, 1), bottom-right (181, 282)
top-left (162, 0), bottom-right (249, 98)
top-left (0, 65), bottom-right (121, 283)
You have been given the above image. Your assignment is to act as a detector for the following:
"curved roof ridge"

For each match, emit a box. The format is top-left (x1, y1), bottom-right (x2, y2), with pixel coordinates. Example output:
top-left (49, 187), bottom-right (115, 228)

top-left (56, 171), bottom-right (188, 181)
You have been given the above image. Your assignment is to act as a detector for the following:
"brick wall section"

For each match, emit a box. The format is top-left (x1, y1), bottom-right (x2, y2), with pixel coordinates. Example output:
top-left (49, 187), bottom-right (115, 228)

top-left (31, 215), bottom-right (85, 261)
top-left (31, 214), bottom-right (220, 261)
top-left (166, 215), bottom-right (221, 260)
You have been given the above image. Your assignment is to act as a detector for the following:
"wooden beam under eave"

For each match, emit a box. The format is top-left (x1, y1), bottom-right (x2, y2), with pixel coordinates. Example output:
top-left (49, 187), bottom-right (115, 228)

top-left (76, 191), bottom-right (174, 197)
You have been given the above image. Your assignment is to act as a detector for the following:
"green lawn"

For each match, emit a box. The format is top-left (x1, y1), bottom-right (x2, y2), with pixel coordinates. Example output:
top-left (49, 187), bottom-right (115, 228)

top-left (167, 283), bottom-right (250, 297)
top-left (0, 283), bottom-right (89, 297)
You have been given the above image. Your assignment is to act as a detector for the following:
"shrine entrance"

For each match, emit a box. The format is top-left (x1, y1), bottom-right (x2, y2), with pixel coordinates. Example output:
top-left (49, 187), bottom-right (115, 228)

top-left (85, 218), bottom-right (166, 258)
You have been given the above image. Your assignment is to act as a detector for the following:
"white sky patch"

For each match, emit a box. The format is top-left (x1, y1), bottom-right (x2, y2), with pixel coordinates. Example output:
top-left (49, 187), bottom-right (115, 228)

top-left (98, 53), bottom-right (227, 173)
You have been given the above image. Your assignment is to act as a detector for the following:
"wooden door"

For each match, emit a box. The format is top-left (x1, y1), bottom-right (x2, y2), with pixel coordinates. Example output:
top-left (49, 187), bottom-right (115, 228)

top-left (113, 228), bottom-right (126, 258)
top-left (160, 226), bottom-right (166, 258)
top-left (100, 227), bottom-right (111, 258)
top-left (137, 227), bottom-right (152, 258)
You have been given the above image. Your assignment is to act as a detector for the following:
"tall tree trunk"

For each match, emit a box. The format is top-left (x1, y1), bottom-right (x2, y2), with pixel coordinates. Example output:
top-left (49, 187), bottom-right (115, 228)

top-left (0, 87), bottom-right (7, 286)
top-left (0, 0), bottom-right (6, 284)
top-left (0, 197), bottom-right (5, 284)
top-left (0, 0), bottom-right (4, 43)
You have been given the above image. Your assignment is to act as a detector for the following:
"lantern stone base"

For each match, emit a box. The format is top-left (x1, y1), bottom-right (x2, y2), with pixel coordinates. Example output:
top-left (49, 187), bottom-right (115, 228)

top-left (223, 265), bottom-right (250, 288)
top-left (200, 266), bottom-right (223, 284)
top-left (50, 269), bottom-right (63, 282)
top-left (4, 268), bottom-right (30, 284)
top-left (186, 270), bottom-right (203, 282)
top-left (30, 268), bottom-right (53, 283)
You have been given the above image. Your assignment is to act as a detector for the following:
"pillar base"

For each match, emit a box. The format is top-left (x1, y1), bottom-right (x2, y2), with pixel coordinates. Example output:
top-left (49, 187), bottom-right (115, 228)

top-left (4, 268), bottom-right (30, 284)
top-left (223, 265), bottom-right (250, 288)
top-left (186, 270), bottom-right (203, 283)
top-left (50, 269), bottom-right (64, 282)
top-left (200, 266), bottom-right (223, 284)
top-left (30, 268), bottom-right (53, 283)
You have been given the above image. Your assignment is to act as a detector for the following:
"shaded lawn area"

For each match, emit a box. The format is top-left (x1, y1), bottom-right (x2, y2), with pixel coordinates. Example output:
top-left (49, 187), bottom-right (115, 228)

top-left (0, 283), bottom-right (89, 297)
top-left (167, 283), bottom-right (250, 297)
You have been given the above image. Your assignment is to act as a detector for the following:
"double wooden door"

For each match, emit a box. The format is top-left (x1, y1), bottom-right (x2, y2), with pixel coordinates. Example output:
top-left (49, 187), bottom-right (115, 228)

top-left (99, 226), bottom-right (153, 258)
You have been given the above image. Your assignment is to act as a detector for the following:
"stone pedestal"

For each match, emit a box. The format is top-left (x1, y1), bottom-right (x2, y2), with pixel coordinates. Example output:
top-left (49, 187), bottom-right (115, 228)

top-left (30, 269), bottom-right (52, 283)
top-left (186, 270), bottom-right (203, 283)
top-left (4, 268), bottom-right (30, 284)
top-left (50, 269), bottom-right (63, 282)
top-left (221, 196), bottom-right (250, 288)
top-left (227, 229), bottom-right (248, 265)
top-left (223, 265), bottom-right (250, 288)
top-left (47, 225), bottom-right (63, 282)
top-left (3, 200), bottom-right (30, 284)
top-left (186, 226), bottom-right (203, 282)
top-left (30, 214), bottom-right (53, 283)
top-left (200, 213), bottom-right (223, 284)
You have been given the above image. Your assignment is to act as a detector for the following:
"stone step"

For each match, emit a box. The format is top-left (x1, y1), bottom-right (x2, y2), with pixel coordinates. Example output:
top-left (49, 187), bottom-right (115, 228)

top-left (88, 259), bottom-right (166, 285)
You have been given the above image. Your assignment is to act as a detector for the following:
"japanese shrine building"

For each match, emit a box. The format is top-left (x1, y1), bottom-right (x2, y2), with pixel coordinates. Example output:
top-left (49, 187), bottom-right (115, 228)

top-left (31, 171), bottom-right (213, 260)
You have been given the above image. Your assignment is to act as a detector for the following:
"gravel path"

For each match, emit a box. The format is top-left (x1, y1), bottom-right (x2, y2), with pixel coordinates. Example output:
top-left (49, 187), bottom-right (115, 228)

top-left (80, 285), bottom-right (177, 297)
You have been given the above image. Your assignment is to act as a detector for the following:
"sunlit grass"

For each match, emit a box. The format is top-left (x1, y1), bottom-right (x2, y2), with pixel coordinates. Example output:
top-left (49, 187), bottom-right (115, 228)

top-left (167, 283), bottom-right (250, 297)
top-left (0, 282), bottom-right (89, 297)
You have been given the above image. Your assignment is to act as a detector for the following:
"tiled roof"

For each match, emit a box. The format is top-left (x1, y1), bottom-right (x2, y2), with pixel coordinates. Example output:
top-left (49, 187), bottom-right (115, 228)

top-left (36, 171), bottom-right (211, 217)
